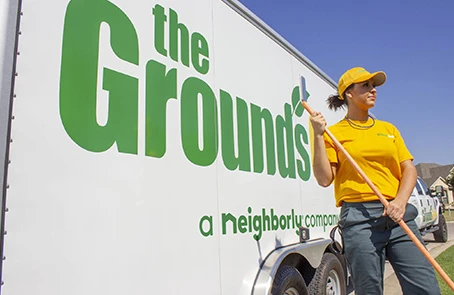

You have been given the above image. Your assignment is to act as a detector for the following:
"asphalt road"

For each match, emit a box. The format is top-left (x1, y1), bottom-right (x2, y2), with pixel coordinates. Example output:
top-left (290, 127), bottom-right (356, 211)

top-left (347, 221), bottom-right (454, 294)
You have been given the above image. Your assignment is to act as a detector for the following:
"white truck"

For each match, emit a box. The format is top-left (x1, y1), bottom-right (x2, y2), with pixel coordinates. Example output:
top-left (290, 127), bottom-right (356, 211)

top-left (409, 177), bottom-right (448, 242)
top-left (0, 0), bottom-right (348, 294)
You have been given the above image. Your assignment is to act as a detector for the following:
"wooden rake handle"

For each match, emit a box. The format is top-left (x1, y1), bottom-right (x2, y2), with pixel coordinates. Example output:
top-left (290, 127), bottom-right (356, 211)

top-left (301, 99), bottom-right (454, 291)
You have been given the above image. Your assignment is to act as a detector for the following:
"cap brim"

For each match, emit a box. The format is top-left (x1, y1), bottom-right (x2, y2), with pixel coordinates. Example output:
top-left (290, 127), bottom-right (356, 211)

top-left (353, 71), bottom-right (386, 87)
top-left (371, 71), bottom-right (386, 87)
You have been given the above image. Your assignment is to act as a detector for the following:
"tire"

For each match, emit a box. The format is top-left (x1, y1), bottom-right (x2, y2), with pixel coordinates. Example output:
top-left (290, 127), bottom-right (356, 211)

top-left (271, 265), bottom-right (308, 295)
top-left (433, 214), bottom-right (448, 242)
top-left (308, 253), bottom-right (347, 295)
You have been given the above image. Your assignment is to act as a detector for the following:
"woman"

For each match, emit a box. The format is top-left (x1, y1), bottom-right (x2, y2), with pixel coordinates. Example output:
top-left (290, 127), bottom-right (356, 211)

top-left (310, 67), bottom-right (440, 295)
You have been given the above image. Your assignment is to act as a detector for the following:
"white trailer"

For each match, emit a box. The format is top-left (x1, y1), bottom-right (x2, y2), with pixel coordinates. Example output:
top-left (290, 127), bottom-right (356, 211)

top-left (0, 0), bottom-right (347, 294)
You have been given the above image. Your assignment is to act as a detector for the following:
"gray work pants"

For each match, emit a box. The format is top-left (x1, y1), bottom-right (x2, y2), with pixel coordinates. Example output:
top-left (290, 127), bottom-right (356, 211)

top-left (339, 201), bottom-right (440, 295)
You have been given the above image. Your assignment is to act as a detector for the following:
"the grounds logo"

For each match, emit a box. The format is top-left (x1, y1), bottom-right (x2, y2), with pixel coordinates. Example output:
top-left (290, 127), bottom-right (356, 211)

top-left (59, 0), bottom-right (312, 181)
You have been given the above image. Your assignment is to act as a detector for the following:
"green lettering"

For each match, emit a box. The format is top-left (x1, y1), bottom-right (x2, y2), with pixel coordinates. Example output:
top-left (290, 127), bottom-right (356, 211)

top-left (251, 104), bottom-right (276, 175)
top-left (271, 209), bottom-right (279, 230)
top-left (181, 77), bottom-right (218, 166)
top-left (60, 0), bottom-right (139, 153)
top-left (279, 215), bottom-right (287, 230)
top-left (222, 213), bottom-right (237, 235)
top-left (145, 60), bottom-right (177, 158)
top-left (102, 69), bottom-right (139, 153)
top-left (169, 8), bottom-right (189, 67)
top-left (220, 91), bottom-right (251, 172)
top-left (191, 32), bottom-right (209, 74)
top-left (276, 103), bottom-right (296, 178)
top-left (238, 216), bottom-right (247, 234)
top-left (295, 124), bottom-right (311, 181)
top-left (152, 4), bottom-right (167, 57)
top-left (252, 215), bottom-right (263, 241)
top-left (199, 215), bottom-right (213, 237)
top-left (262, 208), bottom-right (271, 231)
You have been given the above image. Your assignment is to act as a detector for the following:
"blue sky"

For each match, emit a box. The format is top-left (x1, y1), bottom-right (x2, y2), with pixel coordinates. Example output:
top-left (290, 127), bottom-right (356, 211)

top-left (237, 0), bottom-right (454, 166)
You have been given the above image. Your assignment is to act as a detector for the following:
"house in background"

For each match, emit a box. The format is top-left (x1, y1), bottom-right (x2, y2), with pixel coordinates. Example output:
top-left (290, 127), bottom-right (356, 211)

top-left (415, 163), bottom-right (454, 208)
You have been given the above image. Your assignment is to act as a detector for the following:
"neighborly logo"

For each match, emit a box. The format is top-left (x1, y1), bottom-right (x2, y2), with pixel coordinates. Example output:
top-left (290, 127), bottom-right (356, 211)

top-left (377, 133), bottom-right (395, 139)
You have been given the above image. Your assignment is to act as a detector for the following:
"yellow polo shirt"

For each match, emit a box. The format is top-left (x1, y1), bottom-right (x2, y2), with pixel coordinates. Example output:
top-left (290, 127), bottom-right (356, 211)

top-left (324, 118), bottom-right (413, 207)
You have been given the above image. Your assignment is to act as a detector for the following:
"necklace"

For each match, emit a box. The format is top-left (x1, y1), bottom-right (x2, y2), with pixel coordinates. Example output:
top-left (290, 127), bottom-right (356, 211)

top-left (344, 115), bottom-right (375, 129)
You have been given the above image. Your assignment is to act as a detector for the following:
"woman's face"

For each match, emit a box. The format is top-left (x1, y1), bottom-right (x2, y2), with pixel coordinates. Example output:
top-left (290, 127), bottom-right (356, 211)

top-left (346, 78), bottom-right (377, 110)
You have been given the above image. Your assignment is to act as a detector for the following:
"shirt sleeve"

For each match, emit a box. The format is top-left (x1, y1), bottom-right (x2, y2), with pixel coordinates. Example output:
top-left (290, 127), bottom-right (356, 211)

top-left (323, 132), bottom-right (338, 164)
top-left (393, 126), bottom-right (413, 163)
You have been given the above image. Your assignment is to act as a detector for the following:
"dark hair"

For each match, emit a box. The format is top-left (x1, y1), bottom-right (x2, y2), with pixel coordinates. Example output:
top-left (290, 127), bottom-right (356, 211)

top-left (326, 84), bottom-right (353, 111)
top-left (326, 94), bottom-right (346, 111)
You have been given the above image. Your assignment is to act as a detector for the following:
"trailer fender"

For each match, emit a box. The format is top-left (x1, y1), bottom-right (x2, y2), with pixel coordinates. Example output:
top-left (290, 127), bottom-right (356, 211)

top-left (252, 238), bottom-right (331, 295)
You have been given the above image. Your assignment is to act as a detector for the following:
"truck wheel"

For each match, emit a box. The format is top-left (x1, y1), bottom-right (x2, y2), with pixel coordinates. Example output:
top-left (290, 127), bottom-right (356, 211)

top-left (308, 253), bottom-right (346, 295)
top-left (433, 214), bottom-right (448, 242)
top-left (271, 265), bottom-right (308, 295)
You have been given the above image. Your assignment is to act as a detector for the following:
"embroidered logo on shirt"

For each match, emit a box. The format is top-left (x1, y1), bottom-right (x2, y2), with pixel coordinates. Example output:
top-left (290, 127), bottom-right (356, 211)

top-left (377, 133), bottom-right (395, 139)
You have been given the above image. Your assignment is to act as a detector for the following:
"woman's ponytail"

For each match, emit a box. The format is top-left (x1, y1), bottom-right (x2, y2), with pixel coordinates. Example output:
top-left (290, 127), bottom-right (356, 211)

top-left (326, 94), bottom-right (347, 111)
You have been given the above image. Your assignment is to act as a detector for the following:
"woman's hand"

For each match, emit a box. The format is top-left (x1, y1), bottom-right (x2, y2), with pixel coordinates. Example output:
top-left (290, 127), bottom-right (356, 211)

top-left (310, 111), bottom-right (336, 187)
top-left (310, 112), bottom-right (326, 136)
top-left (383, 160), bottom-right (417, 223)
top-left (383, 199), bottom-right (406, 223)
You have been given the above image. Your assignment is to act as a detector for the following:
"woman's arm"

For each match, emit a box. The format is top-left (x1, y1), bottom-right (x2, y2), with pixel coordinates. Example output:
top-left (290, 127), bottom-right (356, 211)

top-left (384, 159), bottom-right (417, 222)
top-left (310, 112), bottom-right (336, 187)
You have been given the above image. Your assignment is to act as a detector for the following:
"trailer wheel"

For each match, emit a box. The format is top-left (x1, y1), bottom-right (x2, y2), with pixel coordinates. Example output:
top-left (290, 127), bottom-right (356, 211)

top-left (433, 214), bottom-right (448, 242)
top-left (308, 253), bottom-right (346, 295)
top-left (271, 265), bottom-right (308, 295)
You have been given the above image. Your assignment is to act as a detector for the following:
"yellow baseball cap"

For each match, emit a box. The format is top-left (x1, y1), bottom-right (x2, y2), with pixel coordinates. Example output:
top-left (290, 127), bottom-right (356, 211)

top-left (338, 67), bottom-right (386, 100)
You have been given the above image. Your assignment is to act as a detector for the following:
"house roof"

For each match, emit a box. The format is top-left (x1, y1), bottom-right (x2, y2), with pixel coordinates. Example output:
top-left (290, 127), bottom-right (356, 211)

top-left (415, 163), bottom-right (441, 179)
top-left (416, 163), bottom-right (454, 187)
